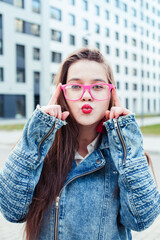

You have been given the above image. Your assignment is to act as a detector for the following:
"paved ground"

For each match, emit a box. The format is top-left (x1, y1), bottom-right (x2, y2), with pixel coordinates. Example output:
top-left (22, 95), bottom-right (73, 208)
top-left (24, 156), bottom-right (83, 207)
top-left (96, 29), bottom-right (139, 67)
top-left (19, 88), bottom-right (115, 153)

top-left (0, 128), bottom-right (160, 239)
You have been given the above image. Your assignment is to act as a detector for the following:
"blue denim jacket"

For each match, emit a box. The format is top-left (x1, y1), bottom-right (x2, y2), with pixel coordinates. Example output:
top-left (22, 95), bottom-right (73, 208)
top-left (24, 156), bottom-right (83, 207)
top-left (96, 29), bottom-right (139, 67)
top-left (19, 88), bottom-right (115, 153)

top-left (0, 107), bottom-right (160, 240)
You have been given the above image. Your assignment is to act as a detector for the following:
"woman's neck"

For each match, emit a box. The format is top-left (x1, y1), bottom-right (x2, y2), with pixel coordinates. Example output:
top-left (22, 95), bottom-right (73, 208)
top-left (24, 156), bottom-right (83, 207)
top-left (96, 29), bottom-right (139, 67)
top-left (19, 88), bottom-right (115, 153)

top-left (77, 124), bottom-right (99, 157)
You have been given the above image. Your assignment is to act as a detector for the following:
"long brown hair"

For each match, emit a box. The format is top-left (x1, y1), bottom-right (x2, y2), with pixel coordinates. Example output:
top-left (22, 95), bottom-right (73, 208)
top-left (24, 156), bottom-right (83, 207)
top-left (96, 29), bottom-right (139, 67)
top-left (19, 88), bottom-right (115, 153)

top-left (24, 48), bottom-right (115, 240)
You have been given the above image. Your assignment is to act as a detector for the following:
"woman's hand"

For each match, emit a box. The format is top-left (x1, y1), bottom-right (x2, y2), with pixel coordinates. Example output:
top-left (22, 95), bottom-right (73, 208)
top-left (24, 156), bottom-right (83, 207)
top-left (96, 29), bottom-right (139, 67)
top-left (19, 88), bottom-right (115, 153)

top-left (41, 84), bottom-right (70, 121)
top-left (105, 87), bottom-right (132, 120)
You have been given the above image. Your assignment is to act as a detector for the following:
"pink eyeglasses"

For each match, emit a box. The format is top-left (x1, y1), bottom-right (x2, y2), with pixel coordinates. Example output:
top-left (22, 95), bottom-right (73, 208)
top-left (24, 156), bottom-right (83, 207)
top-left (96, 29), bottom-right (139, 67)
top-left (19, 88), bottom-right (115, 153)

top-left (61, 83), bottom-right (114, 101)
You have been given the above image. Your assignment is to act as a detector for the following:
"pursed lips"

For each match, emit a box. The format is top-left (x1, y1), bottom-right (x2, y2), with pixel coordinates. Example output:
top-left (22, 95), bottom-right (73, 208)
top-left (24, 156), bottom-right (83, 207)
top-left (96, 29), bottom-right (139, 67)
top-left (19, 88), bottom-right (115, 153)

top-left (81, 104), bottom-right (93, 114)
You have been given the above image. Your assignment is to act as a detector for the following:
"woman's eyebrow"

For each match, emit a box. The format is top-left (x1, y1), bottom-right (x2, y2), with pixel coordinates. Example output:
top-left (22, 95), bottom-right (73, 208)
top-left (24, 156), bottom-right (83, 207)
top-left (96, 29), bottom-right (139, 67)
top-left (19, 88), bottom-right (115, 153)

top-left (67, 78), bottom-right (80, 82)
top-left (92, 79), bottom-right (106, 83)
top-left (67, 78), bottom-right (106, 83)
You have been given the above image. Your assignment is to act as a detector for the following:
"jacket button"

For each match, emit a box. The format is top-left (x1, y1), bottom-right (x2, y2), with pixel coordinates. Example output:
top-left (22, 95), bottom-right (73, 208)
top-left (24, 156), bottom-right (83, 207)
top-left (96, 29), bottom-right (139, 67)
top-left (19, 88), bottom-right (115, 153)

top-left (96, 160), bottom-right (101, 164)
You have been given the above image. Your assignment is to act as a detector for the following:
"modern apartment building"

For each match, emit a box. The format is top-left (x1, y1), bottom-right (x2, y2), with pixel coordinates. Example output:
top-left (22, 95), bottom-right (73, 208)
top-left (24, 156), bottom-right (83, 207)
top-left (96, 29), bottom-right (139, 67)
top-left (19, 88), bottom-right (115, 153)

top-left (0, 0), bottom-right (160, 119)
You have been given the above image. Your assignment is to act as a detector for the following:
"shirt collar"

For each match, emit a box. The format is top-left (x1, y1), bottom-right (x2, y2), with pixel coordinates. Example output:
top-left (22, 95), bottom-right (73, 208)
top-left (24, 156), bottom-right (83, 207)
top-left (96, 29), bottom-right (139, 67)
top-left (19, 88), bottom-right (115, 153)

top-left (75, 134), bottom-right (100, 164)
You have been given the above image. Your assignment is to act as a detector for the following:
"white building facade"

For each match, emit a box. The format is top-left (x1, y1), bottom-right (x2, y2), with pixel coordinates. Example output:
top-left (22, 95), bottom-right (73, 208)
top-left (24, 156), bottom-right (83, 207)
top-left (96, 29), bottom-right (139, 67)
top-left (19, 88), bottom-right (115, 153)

top-left (0, 0), bottom-right (160, 119)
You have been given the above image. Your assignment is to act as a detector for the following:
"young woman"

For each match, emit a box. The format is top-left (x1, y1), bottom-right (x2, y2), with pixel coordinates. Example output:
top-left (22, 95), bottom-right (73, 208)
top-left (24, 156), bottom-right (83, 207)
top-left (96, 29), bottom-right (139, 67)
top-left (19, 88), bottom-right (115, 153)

top-left (0, 48), bottom-right (160, 240)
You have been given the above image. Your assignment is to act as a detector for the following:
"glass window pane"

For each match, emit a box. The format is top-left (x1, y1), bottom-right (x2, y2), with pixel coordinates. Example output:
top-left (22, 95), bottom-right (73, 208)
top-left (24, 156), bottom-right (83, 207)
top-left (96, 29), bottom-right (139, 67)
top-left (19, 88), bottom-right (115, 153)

top-left (0, 67), bottom-right (4, 82)
top-left (33, 47), bottom-right (40, 60)
top-left (51, 52), bottom-right (62, 63)
top-left (32, 0), bottom-right (40, 13)
top-left (15, 19), bottom-right (24, 32)
top-left (51, 29), bottom-right (62, 42)
top-left (50, 7), bottom-right (62, 21)
top-left (14, 0), bottom-right (24, 8)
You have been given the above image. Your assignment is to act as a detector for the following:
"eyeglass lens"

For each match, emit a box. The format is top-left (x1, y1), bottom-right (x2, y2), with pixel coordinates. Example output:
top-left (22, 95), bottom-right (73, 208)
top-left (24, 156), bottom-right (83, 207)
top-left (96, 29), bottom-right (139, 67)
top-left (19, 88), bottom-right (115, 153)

top-left (64, 84), bottom-right (110, 100)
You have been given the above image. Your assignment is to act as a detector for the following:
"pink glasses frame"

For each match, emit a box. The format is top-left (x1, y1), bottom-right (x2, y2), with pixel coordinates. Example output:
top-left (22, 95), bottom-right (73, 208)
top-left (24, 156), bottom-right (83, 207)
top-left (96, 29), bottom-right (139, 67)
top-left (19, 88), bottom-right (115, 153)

top-left (61, 83), bottom-right (114, 101)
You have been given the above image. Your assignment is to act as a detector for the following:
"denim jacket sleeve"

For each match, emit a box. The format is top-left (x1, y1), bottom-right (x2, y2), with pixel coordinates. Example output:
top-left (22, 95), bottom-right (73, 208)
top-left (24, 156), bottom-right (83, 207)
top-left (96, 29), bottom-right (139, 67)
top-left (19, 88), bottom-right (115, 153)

top-left (0, 107), bottom-right (66, 222)
top-left (104, 114), bottom-right (160, 231)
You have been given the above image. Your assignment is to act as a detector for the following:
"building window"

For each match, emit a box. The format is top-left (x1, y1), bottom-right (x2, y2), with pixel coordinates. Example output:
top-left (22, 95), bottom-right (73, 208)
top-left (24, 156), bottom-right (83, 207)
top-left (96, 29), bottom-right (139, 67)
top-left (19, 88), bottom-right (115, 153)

top-left (15, 95), bottom-right (26, 118)
top-left (82, 0), bottom-right (88, 11)
top-left (33, 47), bottom-right (40, 60)
top-left (116, 81), bottom-right (120, 89)
top-left (69, 14), bottom-right (75, 26)
top-left (132, 38), bottom-right (137, 46)
top-left (31, 24), bottom-right (40, 36)
top-left (147, 99), bottom-right (150, 112)
top-left (0, 67), bottom-right (4, 82)
top-left (95, 5), bottom-right (100, 16)
top-left (116, 65), bottom-right (120, 73)
top-left (50, 7), bottom-right (62, 21)
top-left (0, 95), bottom-right (3, 117)
top-left (125, 67), bottom-right (128, 75)
top-left (105, 10), bottom-right (109, 20)
top-left (115, 0), bottom-right (120, 8)
top-left (15, 19), bottom-right (24, 33)
top-left (140, 41), bottom-right (144, 49)
top-left (124, 35), bottom-right (128, 43)
top-left (69, 34), bottom-right (75, 45)
top-left (82, 38), bottom-right (88, 46)
top-left (131, 7), bottom-right (137, 17)
top-left (0, 15), bottom-right (3, 55)
top-left (115, 32), bottom-right (119, 40)
top-left (16, 44), bottom-right (25, 83)
top-left (95, 24), bottom-right (100, 34)
top-left (125, 82), bottom-right (129, 90)
top-left (105, 27), bottom-right (110, 37)
top-left (15, 19), bottom-right (40, 37)
top-left (125, 98), bottom-right (129, 109)
top-left (14, 0), bottom-right (24, 8)
top-left (115, 15), bottom-right (119, 24)
top-left (123, 3), bottom-right (127, 12)
top-left (132, 53), bottom-right (137, 61)
top-left (51, 52), bottom-right (62, 63)
top-left (124, 19), bottom-right (128, 28)
top-left (32, 0), bottom-right (40, 14)
top-left (95, 42), bottom-right (100, 50)
top-left (0, 94), bottom-right (26, 118)
top-left (17, 69), bottom-right (25, 82)
top-left (83, 19), bottom-right (89, 30)
top-left (124, 51), bottom-right (128, 59)
top-left (141, 56), bottom-right (144, 63)
top-left (51, 29), bottom-right (62, 42)
top-left (153, 73), bottom-right (156, 79)
top-left (106, 45), bottom-right (110, 54)
top-left (34, 71), bottom-right (40, 108)
top-left (115, 48), bottom-right (119, 57)
top-left (132, 68), bottom-right (137, 76)
top-left (133, 98), bottom-right (137, 113)
top-left (132, 23), bottom-right (137, 32)
top-left (133, 83), bottom-right (137, 90)
top-left (0, 40), bottom-right (2, 55)
top-left (141, 70), bottom-right (144, 77)
top-left (68, 0), bottom-right (75, 5)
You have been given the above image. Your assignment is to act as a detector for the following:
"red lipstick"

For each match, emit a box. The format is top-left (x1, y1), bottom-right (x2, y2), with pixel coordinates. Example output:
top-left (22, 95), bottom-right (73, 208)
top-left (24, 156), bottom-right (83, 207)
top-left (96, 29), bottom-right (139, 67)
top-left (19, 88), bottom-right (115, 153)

top-left (81, 104), bottom-right (93, 114)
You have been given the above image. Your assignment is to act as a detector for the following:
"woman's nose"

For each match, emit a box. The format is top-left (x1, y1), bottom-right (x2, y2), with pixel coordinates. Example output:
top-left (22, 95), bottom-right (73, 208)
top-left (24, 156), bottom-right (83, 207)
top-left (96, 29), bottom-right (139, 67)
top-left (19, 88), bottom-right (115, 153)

top-left (81, 90), bottom-right (93, 101)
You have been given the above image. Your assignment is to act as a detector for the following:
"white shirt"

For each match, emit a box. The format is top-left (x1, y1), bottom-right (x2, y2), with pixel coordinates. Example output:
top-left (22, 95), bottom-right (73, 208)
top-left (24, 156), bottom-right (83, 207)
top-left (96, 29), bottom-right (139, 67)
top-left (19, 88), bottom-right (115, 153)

top-left (75, 134), bottom-right (100, 166)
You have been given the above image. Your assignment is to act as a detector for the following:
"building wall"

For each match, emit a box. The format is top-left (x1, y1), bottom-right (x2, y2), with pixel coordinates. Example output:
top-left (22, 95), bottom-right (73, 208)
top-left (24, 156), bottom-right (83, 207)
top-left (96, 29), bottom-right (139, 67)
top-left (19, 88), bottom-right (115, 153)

top-left (0, 0), bottom-right (160, 119)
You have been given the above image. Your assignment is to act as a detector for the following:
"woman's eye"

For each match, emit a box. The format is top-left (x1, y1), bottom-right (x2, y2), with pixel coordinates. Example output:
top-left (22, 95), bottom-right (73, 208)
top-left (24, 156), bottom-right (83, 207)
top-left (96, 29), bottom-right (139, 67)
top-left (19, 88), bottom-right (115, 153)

top-left (71, 85), bottom-right (81, 90)
top-left (92, 85), bottom-right (103, 90)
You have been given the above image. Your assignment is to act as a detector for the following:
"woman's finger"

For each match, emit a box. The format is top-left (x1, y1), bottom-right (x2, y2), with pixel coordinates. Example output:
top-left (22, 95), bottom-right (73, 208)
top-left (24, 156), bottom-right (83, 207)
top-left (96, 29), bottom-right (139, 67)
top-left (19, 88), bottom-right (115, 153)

top-left (112, 87), bottom-right (122, 107)
top-left (105, 110), bottom-right (110, 120)
top-left (48, 83), bottom-right (62, 105)
top-left (61, 111), bottom-right (70, 121)
top-left (109, 107), bottom-right (132, 119)
top-left (56, 105), bottom-right (62, 119)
